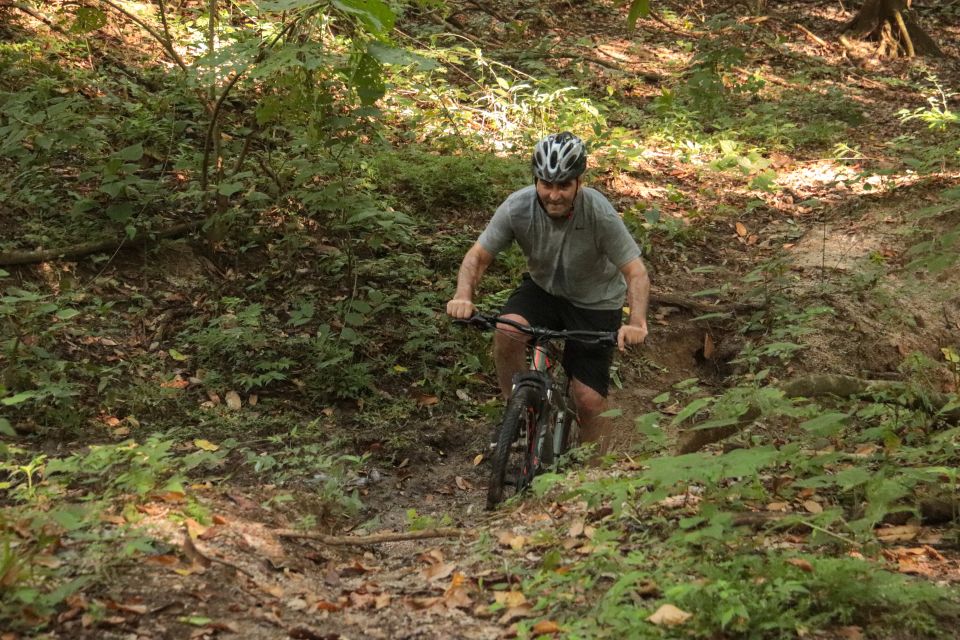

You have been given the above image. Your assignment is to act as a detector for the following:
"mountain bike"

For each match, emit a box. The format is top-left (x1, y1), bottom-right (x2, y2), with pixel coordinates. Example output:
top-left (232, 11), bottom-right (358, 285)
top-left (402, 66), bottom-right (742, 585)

top-left (457, 314), bottom-right (618, 510)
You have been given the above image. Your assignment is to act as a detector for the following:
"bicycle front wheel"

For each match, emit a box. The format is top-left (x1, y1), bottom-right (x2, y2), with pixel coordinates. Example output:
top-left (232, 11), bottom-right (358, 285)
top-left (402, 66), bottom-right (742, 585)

top-left (487, 385), bottom-right (540, 510)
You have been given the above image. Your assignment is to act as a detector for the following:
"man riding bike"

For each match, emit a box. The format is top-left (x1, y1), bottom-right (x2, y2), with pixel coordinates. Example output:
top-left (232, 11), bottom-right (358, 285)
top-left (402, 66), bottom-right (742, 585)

top-left (446, 132), bottom-right (651, 449)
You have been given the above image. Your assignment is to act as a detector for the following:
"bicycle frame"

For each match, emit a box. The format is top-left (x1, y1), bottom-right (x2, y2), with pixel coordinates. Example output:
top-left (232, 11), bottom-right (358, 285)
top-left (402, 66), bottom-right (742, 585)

top-left (456, 313), bottom-right (617, 507)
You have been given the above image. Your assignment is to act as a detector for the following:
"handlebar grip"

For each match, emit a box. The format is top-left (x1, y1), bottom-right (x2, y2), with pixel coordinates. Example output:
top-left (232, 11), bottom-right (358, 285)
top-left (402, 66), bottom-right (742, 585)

top-left (453, 314), bottom-right (493, 329)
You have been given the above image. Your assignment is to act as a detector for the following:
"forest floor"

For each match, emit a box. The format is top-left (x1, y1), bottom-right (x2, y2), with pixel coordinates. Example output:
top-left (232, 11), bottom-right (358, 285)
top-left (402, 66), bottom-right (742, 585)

top-left (3, 0), bottom-right (960, 638)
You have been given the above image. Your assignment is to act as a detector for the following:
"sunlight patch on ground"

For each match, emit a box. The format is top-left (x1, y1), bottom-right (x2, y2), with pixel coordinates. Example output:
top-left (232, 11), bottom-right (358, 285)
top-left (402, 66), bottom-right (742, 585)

top-left (609, 173), bottom-right (668, 200)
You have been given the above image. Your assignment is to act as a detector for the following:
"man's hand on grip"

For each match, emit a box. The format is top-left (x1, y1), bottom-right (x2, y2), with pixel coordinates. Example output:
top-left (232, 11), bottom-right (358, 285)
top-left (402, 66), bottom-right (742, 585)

top-left (446, 298), bottom-right (476, 319)
top-left (617, 322), bottom-right (647, 351)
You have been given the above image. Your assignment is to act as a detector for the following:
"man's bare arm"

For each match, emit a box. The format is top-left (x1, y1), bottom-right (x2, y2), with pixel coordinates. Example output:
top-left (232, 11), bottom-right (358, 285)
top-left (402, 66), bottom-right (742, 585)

top-left (617, 257), bottom-right (650, 350)
top-left (446, 243), bottom-right (495, 319)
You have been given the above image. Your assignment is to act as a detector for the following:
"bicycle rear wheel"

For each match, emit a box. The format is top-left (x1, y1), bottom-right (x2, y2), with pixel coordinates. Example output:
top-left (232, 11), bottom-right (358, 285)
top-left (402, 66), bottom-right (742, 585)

top-left (487, 385), bottom-right (540, 510)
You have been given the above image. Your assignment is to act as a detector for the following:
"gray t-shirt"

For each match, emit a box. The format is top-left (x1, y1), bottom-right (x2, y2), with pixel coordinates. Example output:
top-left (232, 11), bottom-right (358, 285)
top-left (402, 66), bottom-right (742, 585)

top-left (477, 185), bottom-right (641, 310)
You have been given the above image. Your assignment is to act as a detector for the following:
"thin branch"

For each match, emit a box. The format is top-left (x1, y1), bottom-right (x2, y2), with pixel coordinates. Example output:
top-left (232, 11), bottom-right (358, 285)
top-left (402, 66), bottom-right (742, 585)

top-left (6, 1), bottom-right (69, 35)
top-left (275, 527), bottom-right (470, 545)
top-left (795, 22), bottom-right (829, 47)
top-left (200, 18), bottom-right (300, 194)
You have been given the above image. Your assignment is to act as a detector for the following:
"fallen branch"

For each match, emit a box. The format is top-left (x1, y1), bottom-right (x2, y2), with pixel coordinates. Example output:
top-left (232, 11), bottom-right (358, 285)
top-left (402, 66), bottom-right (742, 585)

top-left (795, 23), bottom-right (828, 47)
top-left (274, 527), bottom-right (470, 545)
top-left (0, 220), bottom-right (204, 266)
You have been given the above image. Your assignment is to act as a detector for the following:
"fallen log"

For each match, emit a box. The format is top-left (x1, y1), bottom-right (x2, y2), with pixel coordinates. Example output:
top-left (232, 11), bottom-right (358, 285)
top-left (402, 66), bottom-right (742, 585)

top-left (732, 497), bottom-right (958, 527)
top-left (677, 374), bottom-right (959, 454)
top-left (781, 374), bottom-right (960, 423)
top-left (0, 220), bottom-right (203, 266)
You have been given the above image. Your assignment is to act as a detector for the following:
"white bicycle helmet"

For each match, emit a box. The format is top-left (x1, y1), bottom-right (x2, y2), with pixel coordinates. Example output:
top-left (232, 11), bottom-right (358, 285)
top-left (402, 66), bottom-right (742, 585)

top-left (532, 132), bottom-right (587, 183)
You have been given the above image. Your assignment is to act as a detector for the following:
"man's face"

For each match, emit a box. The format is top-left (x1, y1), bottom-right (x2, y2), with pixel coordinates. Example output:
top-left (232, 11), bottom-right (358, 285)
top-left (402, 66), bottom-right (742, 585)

top-left (536, 178), bottom-right (579, 219)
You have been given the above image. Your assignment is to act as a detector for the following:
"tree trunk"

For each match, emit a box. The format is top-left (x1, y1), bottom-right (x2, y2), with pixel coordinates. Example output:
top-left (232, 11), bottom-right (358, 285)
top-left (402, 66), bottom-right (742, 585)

top-left (844, 0), bottom-right (943, 58)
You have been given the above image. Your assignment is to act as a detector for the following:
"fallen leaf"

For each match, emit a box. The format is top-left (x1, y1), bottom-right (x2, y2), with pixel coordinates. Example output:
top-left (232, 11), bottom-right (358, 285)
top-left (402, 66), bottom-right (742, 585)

top-left (802, 500), bottom-right (823, 514)
top-left (735, 222), bottom-right (748, 237)
top-left (33, 555), bottom-right (62, 569)
top-left (532, 620), bottom-right (561, 635)
top-left (182, 528), bottom-right (211, 569)
top-left (443, 572), bottom-right (473, 609)
top-left (415, 394), bottom-right (439, 407)
top-left (786, 557), bottom-right (814, 572)
top-left (408, 596), bottom-right (442, 609)
top-left (315, 600), bottom-right (343, 612)
top-left (473, 454), bottom-right (484, 466)
top-left (493, 591), bottom-right (527, 608)
top-left (144, 554), bottom-right (180, 567)
top-left (248, 393), bottom-right (258, 406)
top-left (455, 476), bottom-right (473, 491)
top-left (852, 444), bottom-right (879, 457)
top-left (836, 626), bottom-right (864, 640)
top-left (338, 560), bottom-right (372, 577)
top-left (876, 524), bottom-right (920, 543)
top-left (225, 391), bottom-right (242, 410)
top-left (161, 377), bottom-right (189, 389)
top-left (374, 593), bottom-right (392, 610)
top-left (348, 592), bottom-right (375, 609)
top-left (766, 502), bottom-right (789, 512)
top-left (257, 581), bottom-right (285, 599)
top-left (184, 518), bottom-right (209, 540)
top-left (498, 603), bottom-right (533, 625)
top-left (194, 438), bottom-right (219, 452)
top-left (108, 601), bottom-right (148, 615)
top-left (647, 603), bottom-right (692, 626)
top-left (703, 333), bottom-right (715, 360)
top-left (896, 557), bottom-right (934, 576)
top-left (569, 519), bottom-right (585, 538)
top-left (421, 562), bottom-right (456, 582)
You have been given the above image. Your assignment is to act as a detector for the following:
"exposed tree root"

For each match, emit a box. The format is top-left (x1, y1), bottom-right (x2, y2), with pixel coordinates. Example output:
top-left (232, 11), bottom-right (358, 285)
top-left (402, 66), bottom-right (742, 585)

top-left (651, 292), bottom-right (763, 315)
top-left (843, 0), bottom-right (943, 58)
top-left (274, 527), bottom-right (470, 545)
top-left (677, 373), bottom-right (959, 454)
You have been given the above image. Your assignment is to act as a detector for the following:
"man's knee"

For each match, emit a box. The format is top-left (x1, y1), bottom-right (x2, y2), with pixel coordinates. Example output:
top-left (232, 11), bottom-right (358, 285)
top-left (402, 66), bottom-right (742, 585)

top-left (570, 378), bottom-right (605, 417)
top-left (493, 314), bottom-right (529, 353)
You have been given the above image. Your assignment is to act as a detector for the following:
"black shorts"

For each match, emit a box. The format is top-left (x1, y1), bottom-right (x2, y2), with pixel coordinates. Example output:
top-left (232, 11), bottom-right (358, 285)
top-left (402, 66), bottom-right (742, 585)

top-left (500, 274), bottom-right (621, 397)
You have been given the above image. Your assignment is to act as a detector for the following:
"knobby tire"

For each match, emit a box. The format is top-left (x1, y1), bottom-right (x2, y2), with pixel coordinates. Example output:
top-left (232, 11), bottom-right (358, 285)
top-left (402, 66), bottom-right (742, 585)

top-left (487, 385), bottom-right (541, 510)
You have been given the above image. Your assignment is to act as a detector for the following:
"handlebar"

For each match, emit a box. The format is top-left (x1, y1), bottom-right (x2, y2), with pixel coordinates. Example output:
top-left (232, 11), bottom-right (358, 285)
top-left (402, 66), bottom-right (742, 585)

top-left (455, 313), bottom-right (618, 348)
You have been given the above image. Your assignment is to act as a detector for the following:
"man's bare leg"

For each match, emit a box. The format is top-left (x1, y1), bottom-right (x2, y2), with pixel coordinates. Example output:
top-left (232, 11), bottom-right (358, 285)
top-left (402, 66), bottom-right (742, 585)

top-left (570, 377), bottom-right (612, 454)
top-left (492, 313), bottom-right (529, 400)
